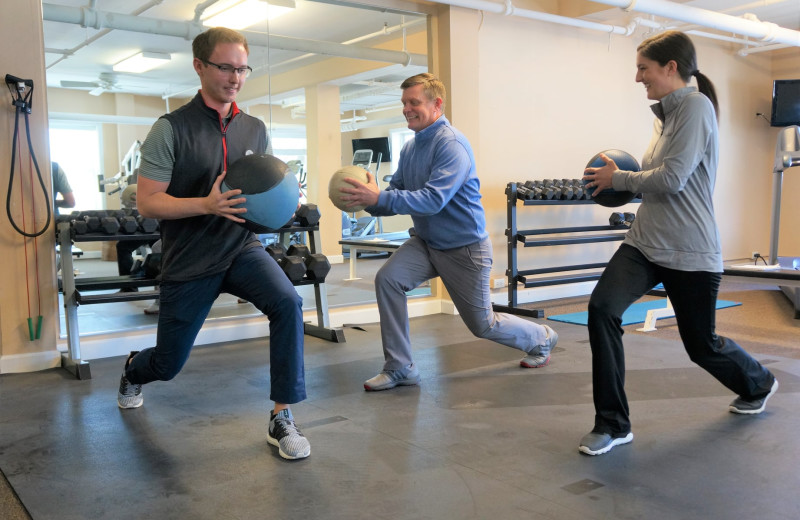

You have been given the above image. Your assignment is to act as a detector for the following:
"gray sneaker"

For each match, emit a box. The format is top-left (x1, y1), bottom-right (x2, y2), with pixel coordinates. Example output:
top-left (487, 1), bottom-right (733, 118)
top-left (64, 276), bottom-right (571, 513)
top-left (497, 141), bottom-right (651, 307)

top-left (268, 409), bottom-right (310, 460)
top-left (364, 363), bottom-right (421, 391)
top-left (117, 351), bottom-right (143, 409)
top-left (578, 431), bottom-right (633, 456)
top-left (520, 325), bottom-right (557, 368)
top-left (729, 378), bottom-right (779, 415)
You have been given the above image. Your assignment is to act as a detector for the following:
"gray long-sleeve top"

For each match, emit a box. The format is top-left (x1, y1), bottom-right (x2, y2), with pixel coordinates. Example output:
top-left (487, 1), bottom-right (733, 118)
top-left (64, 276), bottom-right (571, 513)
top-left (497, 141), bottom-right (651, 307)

top-left (614, 86), bottom-right (723, 272)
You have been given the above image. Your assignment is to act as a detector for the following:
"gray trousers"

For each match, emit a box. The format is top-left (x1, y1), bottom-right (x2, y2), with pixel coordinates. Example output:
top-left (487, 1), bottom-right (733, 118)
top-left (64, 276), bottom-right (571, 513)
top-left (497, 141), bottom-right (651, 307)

top-left (375, 236), bottom-right (550, 371)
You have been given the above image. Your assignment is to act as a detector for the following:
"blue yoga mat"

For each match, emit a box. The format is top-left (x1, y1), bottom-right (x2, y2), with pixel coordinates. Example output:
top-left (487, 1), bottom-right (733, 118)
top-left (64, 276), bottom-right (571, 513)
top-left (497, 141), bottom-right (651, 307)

top-left (547, 299), bottom-right (741, 327)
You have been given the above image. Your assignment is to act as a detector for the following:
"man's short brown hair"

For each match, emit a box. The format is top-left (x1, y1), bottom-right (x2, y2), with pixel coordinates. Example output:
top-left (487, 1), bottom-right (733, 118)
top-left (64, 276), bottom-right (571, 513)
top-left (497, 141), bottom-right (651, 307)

top-left (192, 27), bottom-right (249, 62)
top-left (401, 73), bottom-right (446, 108)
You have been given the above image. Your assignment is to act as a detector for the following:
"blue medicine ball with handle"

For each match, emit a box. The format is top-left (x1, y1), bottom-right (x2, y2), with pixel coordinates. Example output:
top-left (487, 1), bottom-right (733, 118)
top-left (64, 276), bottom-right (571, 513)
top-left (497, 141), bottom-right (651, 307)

top-left (221, 153), bottom-right (299, 233)
top-left (585, 149), bottom-right (641, 207)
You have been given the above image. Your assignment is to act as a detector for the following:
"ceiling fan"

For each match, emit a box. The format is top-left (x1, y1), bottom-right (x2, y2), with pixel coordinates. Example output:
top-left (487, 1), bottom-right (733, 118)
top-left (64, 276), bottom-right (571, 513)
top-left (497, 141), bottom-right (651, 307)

top-left (60, 72), bottom-right (120, 96)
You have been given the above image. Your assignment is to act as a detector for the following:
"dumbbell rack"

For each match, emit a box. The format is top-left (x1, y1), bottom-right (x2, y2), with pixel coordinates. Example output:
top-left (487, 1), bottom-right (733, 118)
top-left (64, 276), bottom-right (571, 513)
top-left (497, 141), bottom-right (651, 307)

top-left (492, 182), bottom-right (638, 318)
top-left (278, 223), bottom-right (346, 344)
top-left (57, 221), bottom-right (344, 380)
top-left (58, 221), bottom-right (161, 380)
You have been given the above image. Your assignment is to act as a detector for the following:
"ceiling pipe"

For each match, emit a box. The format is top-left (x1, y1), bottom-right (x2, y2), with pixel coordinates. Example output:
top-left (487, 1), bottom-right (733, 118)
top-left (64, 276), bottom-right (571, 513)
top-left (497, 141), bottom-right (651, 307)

top-left (45, 0), bottom-right (165, 69)
top-left (41, 3), bottom-right (427, 67)
top-left (634, 16), bottom-right (775, 49)
top-left (589, 0), bottom-right (800, 47)
top-left (433, 0), bottom-right (636, 35)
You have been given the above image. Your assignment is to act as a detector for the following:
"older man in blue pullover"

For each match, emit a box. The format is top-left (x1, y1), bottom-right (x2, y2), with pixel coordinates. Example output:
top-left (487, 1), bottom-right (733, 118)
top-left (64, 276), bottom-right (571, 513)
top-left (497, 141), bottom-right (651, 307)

top-left (340, 73), bottom-right (558, 391)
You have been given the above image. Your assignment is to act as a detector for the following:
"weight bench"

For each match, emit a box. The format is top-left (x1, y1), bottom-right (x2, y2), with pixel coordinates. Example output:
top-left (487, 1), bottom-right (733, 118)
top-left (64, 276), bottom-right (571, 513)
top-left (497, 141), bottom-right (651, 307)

top-left (339, 231), bottom-right (410, 280)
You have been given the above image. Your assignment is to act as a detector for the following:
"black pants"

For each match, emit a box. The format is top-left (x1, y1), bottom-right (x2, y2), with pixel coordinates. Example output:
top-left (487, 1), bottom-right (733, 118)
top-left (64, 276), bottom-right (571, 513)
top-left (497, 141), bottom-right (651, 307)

top-left (587, 244), bottom-right (775, 436)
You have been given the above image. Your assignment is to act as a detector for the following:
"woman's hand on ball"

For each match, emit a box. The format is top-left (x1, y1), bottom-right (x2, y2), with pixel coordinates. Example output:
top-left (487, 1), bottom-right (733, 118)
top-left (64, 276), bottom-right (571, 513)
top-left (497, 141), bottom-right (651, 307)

top-left (208, 171), bottom-right (247, 222)
top-left (582, 153), bottom-right (617, 196)
top-left (340, 171), bottom-right (380, 208)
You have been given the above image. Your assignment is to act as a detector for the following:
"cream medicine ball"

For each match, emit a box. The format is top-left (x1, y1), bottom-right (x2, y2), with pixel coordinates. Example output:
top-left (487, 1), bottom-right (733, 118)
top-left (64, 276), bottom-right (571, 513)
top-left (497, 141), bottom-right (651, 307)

top-left (328, 165), bottom-right (371, 212)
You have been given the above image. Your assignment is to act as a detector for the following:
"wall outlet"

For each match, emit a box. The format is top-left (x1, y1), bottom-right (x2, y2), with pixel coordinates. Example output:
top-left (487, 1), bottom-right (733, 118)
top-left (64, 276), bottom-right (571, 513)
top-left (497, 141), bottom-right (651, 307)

top-left (490, 277), bottom-right (507, 289)
top-left (751, 251), bottom-right (760, 259)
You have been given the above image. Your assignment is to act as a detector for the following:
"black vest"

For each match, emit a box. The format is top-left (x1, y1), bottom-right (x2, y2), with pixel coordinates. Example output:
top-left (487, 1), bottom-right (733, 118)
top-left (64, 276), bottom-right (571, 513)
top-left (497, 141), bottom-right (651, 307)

top-left (158, 93), bottom-right (267, 281)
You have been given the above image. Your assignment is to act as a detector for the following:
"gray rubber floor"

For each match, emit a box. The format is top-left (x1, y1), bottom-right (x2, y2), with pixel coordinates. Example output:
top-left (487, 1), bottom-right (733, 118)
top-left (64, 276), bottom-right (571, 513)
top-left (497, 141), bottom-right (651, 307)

top-left (1, 313), bottom-right (798, 520)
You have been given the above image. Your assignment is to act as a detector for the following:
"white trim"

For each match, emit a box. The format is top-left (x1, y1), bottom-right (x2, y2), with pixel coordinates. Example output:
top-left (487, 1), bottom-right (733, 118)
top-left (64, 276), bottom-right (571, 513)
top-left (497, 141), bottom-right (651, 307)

top-left (0, 350), bottom-right (62, 374)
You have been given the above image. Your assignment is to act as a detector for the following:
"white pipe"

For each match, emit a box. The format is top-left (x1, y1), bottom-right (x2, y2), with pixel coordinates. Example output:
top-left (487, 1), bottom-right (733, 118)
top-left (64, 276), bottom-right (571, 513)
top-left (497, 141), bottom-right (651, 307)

top-left (739, 43), bottom-right (793, 56)
top-left (590, 0), bottom-right (800, 46)
top-left (50, 112), bottom-right (158, 126)
top-left (434, 0), bottom-right (636, 35)
top-left (42, 4), bottom-right (427, 67)
top-left (268, 18), bottom-right (425, 73)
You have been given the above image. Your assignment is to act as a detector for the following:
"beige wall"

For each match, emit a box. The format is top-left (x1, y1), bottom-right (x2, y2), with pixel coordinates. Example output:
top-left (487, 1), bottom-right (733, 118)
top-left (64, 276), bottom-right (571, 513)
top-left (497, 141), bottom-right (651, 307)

top-left (0, 0), bottom-right (59, 370)
top-left (435, 9), bottom-right (797, 277)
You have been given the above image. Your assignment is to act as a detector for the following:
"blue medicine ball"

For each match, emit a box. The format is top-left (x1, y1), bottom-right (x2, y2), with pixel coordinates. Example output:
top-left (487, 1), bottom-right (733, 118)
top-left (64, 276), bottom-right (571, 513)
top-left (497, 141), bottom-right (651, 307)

top-left (585, 149), bottom-right (641, 207)
top-left (221, 153), bottom-right (299, 233)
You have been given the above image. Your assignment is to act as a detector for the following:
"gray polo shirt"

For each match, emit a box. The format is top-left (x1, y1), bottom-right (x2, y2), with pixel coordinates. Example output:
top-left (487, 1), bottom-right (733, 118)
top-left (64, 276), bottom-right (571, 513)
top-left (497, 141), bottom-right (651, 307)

top-left (614, 86), bottom-right (723, 272)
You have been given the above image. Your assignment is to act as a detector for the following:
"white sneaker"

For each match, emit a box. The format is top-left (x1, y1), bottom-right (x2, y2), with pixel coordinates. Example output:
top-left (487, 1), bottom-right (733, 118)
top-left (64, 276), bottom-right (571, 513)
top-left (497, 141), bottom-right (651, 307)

top-left (144, 300), bottom-right (159, 315)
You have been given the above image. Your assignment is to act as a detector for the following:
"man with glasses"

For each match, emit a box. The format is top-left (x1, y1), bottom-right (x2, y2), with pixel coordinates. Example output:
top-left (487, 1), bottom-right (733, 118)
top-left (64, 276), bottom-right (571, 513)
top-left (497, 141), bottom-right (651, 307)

top-left (116, 27), bottom-right (310, 460)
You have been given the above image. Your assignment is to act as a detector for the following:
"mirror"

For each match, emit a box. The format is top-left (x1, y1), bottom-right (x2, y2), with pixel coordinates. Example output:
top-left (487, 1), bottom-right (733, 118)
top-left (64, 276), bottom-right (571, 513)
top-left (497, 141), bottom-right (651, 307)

top-left (43, 0), bottom-right (430, 335)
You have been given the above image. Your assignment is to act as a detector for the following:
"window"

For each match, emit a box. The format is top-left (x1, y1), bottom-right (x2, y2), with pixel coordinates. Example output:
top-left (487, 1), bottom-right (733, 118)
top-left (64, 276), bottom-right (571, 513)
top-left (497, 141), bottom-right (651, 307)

top-left (49, 122), bottom-right (103, 211)
top-left (390, 128), bottom-right (414, 173)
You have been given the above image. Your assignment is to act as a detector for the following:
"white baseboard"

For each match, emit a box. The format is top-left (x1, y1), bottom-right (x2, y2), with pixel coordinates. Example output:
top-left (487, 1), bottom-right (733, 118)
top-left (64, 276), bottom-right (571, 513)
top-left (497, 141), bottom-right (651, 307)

top-left (48, 284), bottom-right (594, 366)
top-left (0, 350), bottom-right (62, 374)
top-left (490, 281), bottom-right (596, 306)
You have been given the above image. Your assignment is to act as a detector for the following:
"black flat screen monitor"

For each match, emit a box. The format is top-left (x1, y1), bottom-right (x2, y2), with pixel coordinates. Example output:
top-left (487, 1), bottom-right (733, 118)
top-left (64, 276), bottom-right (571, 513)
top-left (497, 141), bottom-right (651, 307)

top-left (770, 79), bottom-right (800, 127)
top-left (352, 137), bottom-right (391, 163)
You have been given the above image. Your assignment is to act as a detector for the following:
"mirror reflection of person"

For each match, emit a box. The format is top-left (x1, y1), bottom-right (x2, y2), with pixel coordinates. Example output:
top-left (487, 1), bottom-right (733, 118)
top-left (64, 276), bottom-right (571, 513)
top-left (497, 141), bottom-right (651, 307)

top-left (52, 161), bottom-right (76, 214)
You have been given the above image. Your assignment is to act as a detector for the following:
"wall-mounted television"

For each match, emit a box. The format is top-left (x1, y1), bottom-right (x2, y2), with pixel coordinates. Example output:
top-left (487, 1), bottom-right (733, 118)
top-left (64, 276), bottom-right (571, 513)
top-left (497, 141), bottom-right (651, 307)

top-left (352, 137), bottom-right (391, 163)
top-left (770, 79), bottom-right (800, 127)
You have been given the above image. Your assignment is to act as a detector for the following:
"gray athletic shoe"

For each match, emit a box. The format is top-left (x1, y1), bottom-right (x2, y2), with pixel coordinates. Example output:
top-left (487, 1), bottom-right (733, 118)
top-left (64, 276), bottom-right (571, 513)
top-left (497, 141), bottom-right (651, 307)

top-left (268, 409), bottom-right (310, 460)
top-left (729, 378), bottom-right (779, 415)
top-left (578, 431), bottom-right (633, 456)
top-left (117, 351), bottom-right (143, 409)
top-left (520, 325), bottom-right (557, 368)
top-left (364, 363), bottom-right (421, 391)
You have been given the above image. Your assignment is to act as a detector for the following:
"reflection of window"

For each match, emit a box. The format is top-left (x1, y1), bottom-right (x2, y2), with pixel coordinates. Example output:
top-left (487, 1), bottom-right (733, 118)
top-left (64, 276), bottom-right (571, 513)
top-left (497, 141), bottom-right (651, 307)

top-left (390, 128), bottom-right (414, 174)
top-left (49, 123), bottom-right (103, 211)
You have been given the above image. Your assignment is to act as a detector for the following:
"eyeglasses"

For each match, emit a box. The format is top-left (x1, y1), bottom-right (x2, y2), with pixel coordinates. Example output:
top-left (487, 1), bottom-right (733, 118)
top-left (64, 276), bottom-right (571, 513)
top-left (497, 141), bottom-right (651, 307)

top-left (202, 60), bottom-right (252, 78)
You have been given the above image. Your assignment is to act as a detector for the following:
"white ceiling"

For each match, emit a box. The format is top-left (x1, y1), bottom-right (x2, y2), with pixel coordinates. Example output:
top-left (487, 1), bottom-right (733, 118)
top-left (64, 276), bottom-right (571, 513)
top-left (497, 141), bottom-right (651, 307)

top-left (42, 0), bottom-right (800, 114)
top-left (43, 0), bottom-right (430, 112)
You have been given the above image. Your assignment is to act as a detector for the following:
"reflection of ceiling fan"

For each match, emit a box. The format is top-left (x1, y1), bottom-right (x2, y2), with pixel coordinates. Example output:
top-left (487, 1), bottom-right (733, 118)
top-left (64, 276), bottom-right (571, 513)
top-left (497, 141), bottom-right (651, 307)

top-left (60, 72), bottom-right (119, 96)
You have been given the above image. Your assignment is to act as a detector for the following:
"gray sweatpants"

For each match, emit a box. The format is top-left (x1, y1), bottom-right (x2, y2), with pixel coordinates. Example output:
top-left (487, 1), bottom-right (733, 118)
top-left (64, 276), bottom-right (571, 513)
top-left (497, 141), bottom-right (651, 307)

top-left (375, 236), bottom-right (551, 371)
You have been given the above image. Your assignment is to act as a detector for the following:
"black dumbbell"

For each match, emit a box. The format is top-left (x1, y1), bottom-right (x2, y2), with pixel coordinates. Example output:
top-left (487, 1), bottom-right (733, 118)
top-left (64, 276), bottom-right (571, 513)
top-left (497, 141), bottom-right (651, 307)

top-left (137, 215), bottom-right (158, 233)
top-left (540, 186), bottom-right (557, 200)
top-left (560, 185), bottom-right (575, 200)
top-left (71, 218), bottom-right (89, 234)
top-left (119, 216), bottom-right (139, 234)
top-left (278, 256), bottom-right (306, 282)
top-left (609, 212), bottom-right (632, 227)
top-left (296, 204), bottom-right (321, 227)
top-left (83, 215), bottom-right (101, 232)
top-left (286, 244), bottom-right (310, 260)
top-left (100, 216), bottom-right (121, 234)
top-left (266, 243), bottom-right (287, 261)
top-left (305, 253), bottom-right (331, 281)
top-left (143, 253), bottom-right (162, 279)
top-left (624, 212), bottom-right (636, 225)
top-left (516, 185), bottom-right (536, 200)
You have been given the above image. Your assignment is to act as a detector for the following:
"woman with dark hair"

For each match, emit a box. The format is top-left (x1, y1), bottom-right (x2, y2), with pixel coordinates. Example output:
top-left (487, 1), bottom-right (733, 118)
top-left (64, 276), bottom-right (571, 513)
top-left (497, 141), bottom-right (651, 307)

top-left (579, 31), bottom-right (777, 456)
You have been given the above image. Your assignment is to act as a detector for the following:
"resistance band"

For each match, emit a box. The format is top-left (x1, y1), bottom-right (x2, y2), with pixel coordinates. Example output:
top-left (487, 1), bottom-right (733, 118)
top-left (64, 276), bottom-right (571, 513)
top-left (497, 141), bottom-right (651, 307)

top-left (5, 74), bottom-right (51, 339)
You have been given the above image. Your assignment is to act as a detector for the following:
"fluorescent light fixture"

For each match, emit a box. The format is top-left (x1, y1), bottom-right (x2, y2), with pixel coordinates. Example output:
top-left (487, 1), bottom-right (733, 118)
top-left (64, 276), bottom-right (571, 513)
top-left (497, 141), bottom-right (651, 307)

top-left (113, 52), bottom-right (171, 73)
top-left (202, 0), bottom-right (295, 30)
